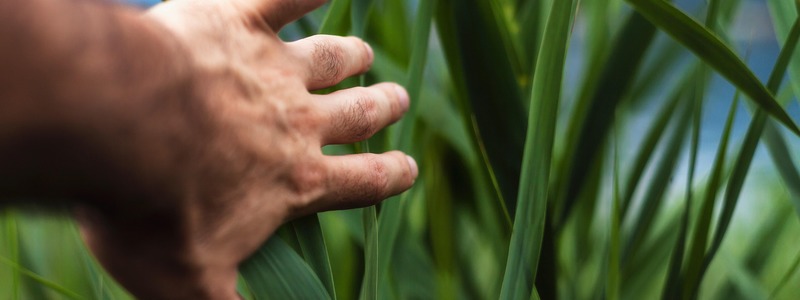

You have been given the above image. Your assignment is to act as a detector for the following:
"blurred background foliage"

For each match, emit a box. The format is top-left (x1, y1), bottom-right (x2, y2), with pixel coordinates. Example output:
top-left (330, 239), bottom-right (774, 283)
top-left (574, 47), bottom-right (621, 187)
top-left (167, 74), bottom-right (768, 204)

top-left (3, 0), bottom-right (800, 299)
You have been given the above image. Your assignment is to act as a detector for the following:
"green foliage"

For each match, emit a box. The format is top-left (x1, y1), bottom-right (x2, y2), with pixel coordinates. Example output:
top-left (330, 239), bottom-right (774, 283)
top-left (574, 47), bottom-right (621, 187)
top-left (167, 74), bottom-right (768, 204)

top-left (4, 0), bottom-right (800, 299)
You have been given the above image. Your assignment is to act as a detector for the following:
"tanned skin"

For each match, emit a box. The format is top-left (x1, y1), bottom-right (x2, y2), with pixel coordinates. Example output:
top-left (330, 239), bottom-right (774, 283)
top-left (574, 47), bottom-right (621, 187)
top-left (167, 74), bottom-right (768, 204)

top-left (0, 0), bottom-right (418, 298)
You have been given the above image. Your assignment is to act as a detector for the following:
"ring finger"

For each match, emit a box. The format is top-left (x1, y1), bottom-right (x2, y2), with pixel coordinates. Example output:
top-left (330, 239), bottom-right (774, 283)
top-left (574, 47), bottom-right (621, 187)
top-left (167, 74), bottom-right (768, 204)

top-left (315, 83), bottom-right (409, 145)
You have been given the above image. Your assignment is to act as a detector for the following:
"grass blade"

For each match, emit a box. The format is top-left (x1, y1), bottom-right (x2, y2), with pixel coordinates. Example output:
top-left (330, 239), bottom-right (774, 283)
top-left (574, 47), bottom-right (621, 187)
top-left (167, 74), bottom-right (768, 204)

top-left (516, 0), bottom-right (543, 83)
top-left (690, 17), bottom-right (800, 296)
top-left (769, 0), bottom-right (800, 101)
top-left (0, 254), bottom-right (84, 300)
top-left (499, 0), bottom-right (576, 298)
top-left (350, 0), bottom-right (372, 38)
top-left (358, 205), bottom-right (378, 300)
top-left (762, 118), bottom-right (800, 203)
top-left (768, 248), bottom-right (800, 300)
top-left (620, 84), bottom-right (684, 216)
top-left (436, 0), bottom-right (527, 215)
top-left (378, 1), bottom-right (437, 297)
top-left (396, 0), bottom-right (436, 151)
top-left (241, 236), bottom-right (331, 299)
top-left (5, 210), bottom-right (20, 299)
top-left (682, 92), bottom-right (740, 299)
top-left (608, 122), bottom-right (622, 300)
top-left (555, 10), bottom-right (658, 225)
top-left (766, 1), bottom-right (800, 212)
top-left (660, 69), bottom-right (704, 300)
top-left (624, 0), bottom-right (800, 135)
top-left (348, 2), bottom-right (379, 299)
top-left (291, 216), bottom-right (336, 299)
top-left (319, 0), bottom-right (352, 35)
top-left (622, 96), bottom-right (691, 262)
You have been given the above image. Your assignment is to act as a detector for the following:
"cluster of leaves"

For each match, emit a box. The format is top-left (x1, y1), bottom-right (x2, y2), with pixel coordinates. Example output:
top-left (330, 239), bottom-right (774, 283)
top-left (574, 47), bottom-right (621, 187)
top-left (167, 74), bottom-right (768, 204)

top-left (3, 0), bottom-right (800, 299)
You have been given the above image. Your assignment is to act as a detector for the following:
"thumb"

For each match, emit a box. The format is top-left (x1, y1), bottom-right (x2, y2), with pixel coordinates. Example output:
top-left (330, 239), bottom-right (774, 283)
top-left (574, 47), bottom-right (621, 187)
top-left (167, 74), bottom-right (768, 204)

top-left (233, 0), bottom-right (327, 30)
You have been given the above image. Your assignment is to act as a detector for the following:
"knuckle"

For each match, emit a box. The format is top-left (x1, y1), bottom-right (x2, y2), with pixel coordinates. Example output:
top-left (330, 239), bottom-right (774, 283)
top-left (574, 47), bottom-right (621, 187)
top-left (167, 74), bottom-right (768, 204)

top-left (288, 103), bottom-right (323, 132)
top-left (286, 160), bottom-right (327, 210)
top-left (364, 155), bottom-right (389, 200)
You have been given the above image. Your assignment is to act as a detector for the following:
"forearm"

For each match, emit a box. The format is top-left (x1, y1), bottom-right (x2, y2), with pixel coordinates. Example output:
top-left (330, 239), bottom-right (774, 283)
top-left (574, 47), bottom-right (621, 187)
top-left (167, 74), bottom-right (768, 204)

top-left (0, 0), bottom-right (192, 205)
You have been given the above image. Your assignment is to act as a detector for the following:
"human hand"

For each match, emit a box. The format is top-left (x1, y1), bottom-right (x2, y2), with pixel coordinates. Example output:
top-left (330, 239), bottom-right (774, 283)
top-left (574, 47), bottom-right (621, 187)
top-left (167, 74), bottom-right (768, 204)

top-left (75, 0), bottom-right (417, 298)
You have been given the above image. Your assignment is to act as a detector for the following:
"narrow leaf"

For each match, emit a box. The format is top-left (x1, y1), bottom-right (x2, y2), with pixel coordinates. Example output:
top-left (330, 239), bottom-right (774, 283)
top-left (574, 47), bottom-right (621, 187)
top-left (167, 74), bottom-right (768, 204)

top-left (624, 0), bottom-right (800, 135)
top-left (358, 206), bottom-right (378, 300)
top-left (0, 255), bottom-right (84, 300)
top-left (555, 10), bottom-right (658, 225)
top-left (378, 1), bottom-right (438, 297)
top-left (686, 15), bottom-right (800, 298)
top-left (499, 0), bottom-right (576, 299)
top-left (319, 0), bottom-right (352, 35)
top-left (768, 248), bottom-right (800, 300)
top-left (291, 216), bottom-right (336, 299)
top-left (682, 92), bottom-right (740, 299)
top-left (622, 96), bottom-right (691, 262)
top-left (661, 69), bottom-right (705, 300)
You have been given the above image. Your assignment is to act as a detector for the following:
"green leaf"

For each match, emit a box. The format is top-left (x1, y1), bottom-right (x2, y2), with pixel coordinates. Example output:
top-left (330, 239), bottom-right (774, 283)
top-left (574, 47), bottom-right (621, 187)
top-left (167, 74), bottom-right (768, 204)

top-left (240, 237), bottom-right (331, 299)
top-left (0, 254), bottom-right (84, 300)
top-left (693, 16), bottom-right (800, 295)
top-left (499, 0), bottom-right (576, 299)
top-left (622, 95), bottom-right (692, 263)
top-left (768, 248), bottom-right (800, 300)
top-left (348, 2), bottom-right (380, 299)
top-left (358, 206), bottom-right (378, 300)
top-left (395, 0), bottom-right (437, 151)
top-left (423, 142), bottom-right (459, 299)
top-left (319, 0), bottom-right (352, 35)
top-left (620, 83), bottom-right (683, 216)
top-left (682, 91), bottom-right (740, 299)
top-left (624, 0), bottom-right (800, 135)
top-left (290, 216), bottom-right (336, 299)
top-left (766, 0), bottom-right (800, 214)
top-left (554, 10), bottom-right (658, 225)
top-left (350, 0), bottom-right (373, 37)
top-left (660, 68), bottom-right (704, 300)
top-left (436, 0), bottom-right (527, 215)
top-left (5, 210), bottom-right (19, 299)
top-left (608, 122), bottom-right (622, 300)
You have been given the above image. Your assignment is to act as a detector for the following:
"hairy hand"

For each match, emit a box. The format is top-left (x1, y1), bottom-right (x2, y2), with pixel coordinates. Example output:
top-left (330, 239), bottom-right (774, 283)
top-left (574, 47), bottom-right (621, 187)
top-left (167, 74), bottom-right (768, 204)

top-left (76, 0), bottom-right (417, 298)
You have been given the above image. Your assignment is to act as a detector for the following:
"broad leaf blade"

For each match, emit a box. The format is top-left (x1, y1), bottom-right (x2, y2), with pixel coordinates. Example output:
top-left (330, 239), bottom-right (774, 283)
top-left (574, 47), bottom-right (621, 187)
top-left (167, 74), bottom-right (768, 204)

top-left (241, 237), bottom-right (331, 299)
top-left (436, 0), bottom-right (527, 215)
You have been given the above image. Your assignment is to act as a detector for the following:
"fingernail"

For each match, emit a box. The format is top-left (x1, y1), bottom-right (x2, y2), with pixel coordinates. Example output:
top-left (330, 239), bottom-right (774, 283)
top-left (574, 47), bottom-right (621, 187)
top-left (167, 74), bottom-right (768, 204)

top-left (406, 155), bottom-right (419, 179)
top-left (395, 84), bottom-right (410, 112)
top-left (363, 42), bottom-right (374, 66)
